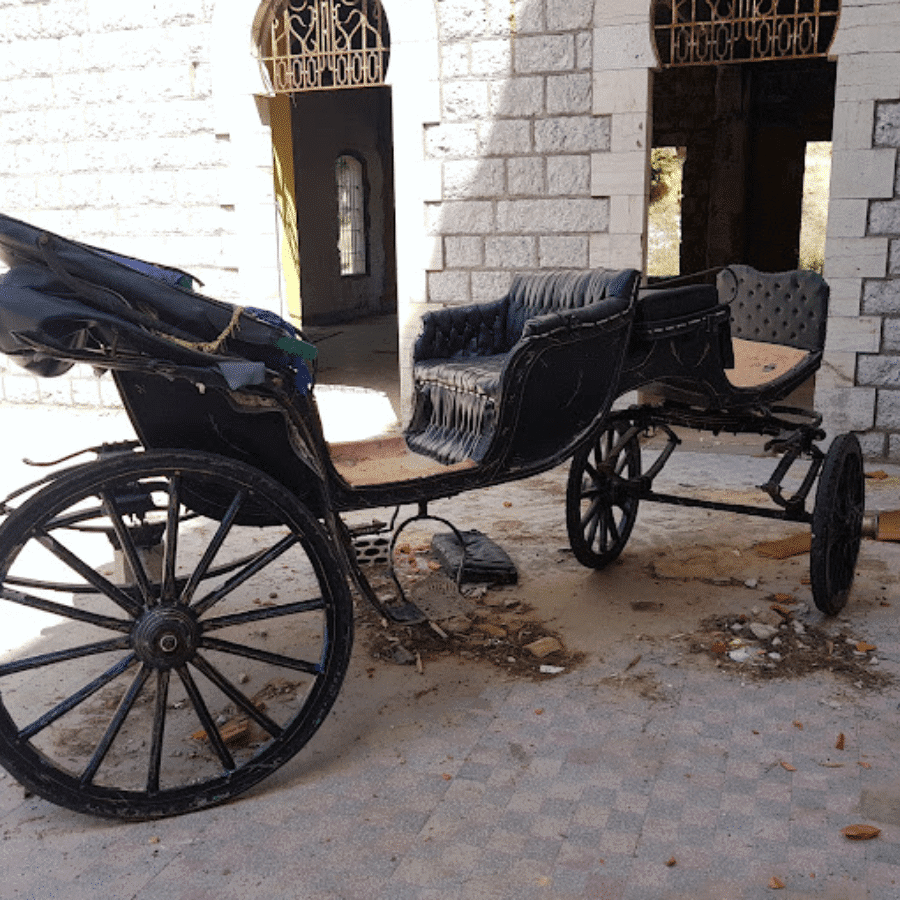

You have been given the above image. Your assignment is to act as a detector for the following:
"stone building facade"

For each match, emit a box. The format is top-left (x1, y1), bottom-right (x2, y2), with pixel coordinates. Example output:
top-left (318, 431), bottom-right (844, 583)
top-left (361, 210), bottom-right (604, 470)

top-left (0, 0), bottom-right (899, 458)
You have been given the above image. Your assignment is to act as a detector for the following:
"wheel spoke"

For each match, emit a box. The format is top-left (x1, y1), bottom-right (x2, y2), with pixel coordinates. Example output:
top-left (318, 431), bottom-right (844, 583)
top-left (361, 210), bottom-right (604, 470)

top-left (190, 654), bottom-right (284, 739)
top-left (179, 490), bottom-right (247, 606)
top-left (0, 636), bottom-right (131, 677)
top-left (176, 665), bottom-right (235, 772)
top-left (80, 664), bottom-right (152, 786)
top-left (585, 505), bottom-right (601, 550)
top-left (191, 533), bottom-right (300, 618)
top-left (597, 508), bottom-right (610, 552)
top-left (583, 461), bottom-right (600, 483)
top-left (201, 598), bottom-right (325, 632)
top-left (19, 654), bottom-right (138, 741)
top-left (201, 636), bottom-right (322, 675)
top-left (0, 585), bottom-right (132, 633)
top-left (33, 530), bottom-right (143, 618)
top-left (161, 475), bottom-right (181, 604)
top-left (606, 509), bottom-right (621, 545)
top-left (100, 490), bottom-right (153, 607)
top-left (580, 496), bottom-right (603, 531)
top-left (146, 669), bottom-right (170, 795)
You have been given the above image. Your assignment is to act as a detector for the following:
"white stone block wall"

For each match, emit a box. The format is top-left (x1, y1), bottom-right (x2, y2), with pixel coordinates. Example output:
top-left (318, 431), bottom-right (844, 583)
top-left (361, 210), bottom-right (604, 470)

top-left (424, 0), bottom-right (611, 308)
top-left (0, 0), bottom-right (264, 408)
top-left (822, 5), bottom-right (900, 458)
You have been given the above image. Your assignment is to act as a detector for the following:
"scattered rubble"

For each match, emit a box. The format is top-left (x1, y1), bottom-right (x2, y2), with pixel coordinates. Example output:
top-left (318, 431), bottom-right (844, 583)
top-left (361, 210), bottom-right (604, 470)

top-left (359, 546), bottom-right (582, 680)
top-left (687, 598), bottom-right (892, 687)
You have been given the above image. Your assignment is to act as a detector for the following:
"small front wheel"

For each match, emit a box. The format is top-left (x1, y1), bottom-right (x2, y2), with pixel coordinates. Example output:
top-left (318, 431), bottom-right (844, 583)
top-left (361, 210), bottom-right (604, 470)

top-left (0, 450), bottom-right (352, 819)
top-left (566, 425), bottom-right (641, 569)
top-left (810, 433), bottom-right (864, 615)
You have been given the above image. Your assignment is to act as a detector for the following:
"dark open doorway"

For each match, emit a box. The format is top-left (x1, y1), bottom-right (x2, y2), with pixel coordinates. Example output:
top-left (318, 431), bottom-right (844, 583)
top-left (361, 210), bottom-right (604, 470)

top-left (651, 57), bottom-right (836, 275)
top-left (291, 86), bottom-right (398, 326)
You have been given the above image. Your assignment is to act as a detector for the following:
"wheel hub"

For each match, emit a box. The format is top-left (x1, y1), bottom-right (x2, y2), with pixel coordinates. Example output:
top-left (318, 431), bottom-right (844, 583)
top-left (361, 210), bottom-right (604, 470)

top-left (133, 605), bottom-right (199, 668)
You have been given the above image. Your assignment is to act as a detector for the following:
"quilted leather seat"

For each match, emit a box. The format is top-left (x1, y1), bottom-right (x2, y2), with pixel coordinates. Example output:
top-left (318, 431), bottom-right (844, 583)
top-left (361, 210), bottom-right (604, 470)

top-left (405, 269), bottom-right (640, 465)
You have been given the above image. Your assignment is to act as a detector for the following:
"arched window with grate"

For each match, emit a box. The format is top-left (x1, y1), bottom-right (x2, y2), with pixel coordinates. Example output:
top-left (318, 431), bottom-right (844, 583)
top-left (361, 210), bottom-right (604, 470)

top-left (260, 0), bottom-right (390, 93)
top-left (336, 154), bottom-right (366, 276)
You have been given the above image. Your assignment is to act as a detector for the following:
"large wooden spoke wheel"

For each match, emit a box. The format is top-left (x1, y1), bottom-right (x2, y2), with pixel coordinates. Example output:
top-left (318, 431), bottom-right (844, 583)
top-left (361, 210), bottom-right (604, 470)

top-left (0, 451), bottom-right (352, 819)
top-left (566, 425), bottom-right (641, 569)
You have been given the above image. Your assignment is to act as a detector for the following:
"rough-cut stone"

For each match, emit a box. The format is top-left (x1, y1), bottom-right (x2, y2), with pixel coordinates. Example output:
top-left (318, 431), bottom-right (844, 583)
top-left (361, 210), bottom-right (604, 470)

top-left (479, 118), bottom-right (532, 155)
top-left (443, 158), bottom-right (505, 199)
top-left (471, 270), bottom-right (513, 304)
top-left (875, 101), bottom-right (900, 148)
top-left (857, 354), bottom-right (900, 388)
top-left (428, 270), bottom-right (471, 306)
top-left (426, 200), bottom-right (495, 235)
top-left (546, 155), bottom-right (590, 195)
top-left (545, 0), bottom-right (593, 31)
top-left (442, 80), bottom-right (491, 122)
top-left (884, 318), bottom-right (900, 351)
top-left (539, 235), bottom-right (588, 268)
top-left (535, 115), bottom-right (610, 154)
top-left (863, 279), bottom-right (900, 315)
top-left (546, 73), bottom-right (592, 115)
top-left (889, 433), bottom-right (900, 461)
top-left (496, 197), bottom-right (609, 234)
top-left (869, 200), bottom-right (900, 235)
top-left (485, 235), bottom-right (536, 268)
top-left (876, 390), bottom-right (900, 429)
top-left (425, 123), bottom-right (481, 159)
top-left (513, 34), bottom-right (574, 74)
top-left (507, 156), bottom-right (545, 195)
top-left (470, 39), bottom-right (512, 76)
top-left (488, 76), bottom-right (543, 117)
top-left (444, 236), bottom-right (485, 268)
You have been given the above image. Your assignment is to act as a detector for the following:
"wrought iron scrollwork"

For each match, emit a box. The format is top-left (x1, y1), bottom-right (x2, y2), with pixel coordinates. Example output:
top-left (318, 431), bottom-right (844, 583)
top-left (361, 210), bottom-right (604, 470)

top-left (263, 0), bottom-right (390, 93)
top-left (653, 0), bottom-right (840, 67)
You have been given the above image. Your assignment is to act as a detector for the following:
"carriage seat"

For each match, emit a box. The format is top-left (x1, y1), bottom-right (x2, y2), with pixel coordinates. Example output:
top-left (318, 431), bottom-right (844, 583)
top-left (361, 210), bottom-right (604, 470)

top-left (405, 269), bottom-right (641, 465)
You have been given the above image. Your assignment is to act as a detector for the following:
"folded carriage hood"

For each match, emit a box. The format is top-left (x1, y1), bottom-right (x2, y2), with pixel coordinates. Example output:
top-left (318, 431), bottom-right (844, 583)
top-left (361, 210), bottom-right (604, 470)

top-left (0, 213), bottom-right (305, 387)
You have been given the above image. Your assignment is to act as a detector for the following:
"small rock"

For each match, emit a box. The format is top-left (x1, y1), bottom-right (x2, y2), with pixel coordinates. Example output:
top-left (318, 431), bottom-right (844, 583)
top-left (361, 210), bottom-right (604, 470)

top-left (744, 578), bottom-right (758, 589)
top-left (728, 647), bottom-right (753, 663)
top-left (539, 664), bottom-right (565, 675)
top-left (792, 620), bottom-right (806, 635)
top-left (749, 622), bottom-right (778, 641)
top-left (391, 645), bottom-right (416, 666)
top-left (524, 636), bottom-right (563, 658)
top-left (238, 673), bottom-right (250, 684)
top-left (768, 652), bottom-right (782, 661)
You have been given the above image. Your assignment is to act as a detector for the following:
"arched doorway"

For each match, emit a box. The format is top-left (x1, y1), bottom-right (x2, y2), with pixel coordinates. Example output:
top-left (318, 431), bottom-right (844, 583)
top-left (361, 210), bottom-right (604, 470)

top-left (258, 0), bottom-right (398, 327)
top-left (648, 0), bottom-right (840, 276)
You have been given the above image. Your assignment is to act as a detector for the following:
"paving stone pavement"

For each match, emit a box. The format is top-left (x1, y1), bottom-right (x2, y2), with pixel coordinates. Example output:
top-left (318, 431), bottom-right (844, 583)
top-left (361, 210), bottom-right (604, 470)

top-left (0, 406), bottom-right (899, 899)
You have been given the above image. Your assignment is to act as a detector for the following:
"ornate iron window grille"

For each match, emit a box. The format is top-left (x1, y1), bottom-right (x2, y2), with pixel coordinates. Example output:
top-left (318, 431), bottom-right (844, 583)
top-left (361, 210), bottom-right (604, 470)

top-left (653, 0), bottom-right (840, 67)
top-left (262, 0), bottom-right (390, 93)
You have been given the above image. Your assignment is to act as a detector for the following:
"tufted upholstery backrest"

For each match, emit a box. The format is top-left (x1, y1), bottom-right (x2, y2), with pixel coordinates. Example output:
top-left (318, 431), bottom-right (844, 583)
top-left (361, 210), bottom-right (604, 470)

top-left (717, 265), bottom-right (828, 353)
top-left (504, 268), bottom-right (640, 349)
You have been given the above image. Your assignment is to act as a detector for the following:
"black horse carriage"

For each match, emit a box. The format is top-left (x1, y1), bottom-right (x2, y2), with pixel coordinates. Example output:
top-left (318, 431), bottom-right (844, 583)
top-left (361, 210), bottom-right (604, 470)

top-left (0, 214), bottom-right (863, 819)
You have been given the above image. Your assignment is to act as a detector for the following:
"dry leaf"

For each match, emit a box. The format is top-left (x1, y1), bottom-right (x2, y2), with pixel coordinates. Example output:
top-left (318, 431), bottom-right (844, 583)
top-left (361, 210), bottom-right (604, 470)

top-left (866, 470), bottom-right (889, 480)
top-left (768, 876), bottom-right (785, 889)
top-left (441, 773), bottom-right (452, 781)
top-left (842, 824), bottom-right (881, 841)
top-left (773, 593), bottom-right (796, 603)
top-left (534, 708), bottom-right (544, 715)
top-left (780, 761), bottom-right (797, 772)
top-left (711, 640), bottom-right (727, 655)
top-left (625, 654), bottom-right (642, 671)
top-left (665, 856), bottom-right (677, 867)
top-left (503, 501), bottom-right (513, 508)
top-left (856, 641), bottom-right (877, 653)
top-left (793, 720), bottom-right (803, 730)
top-left (835, 732), bottom-right (845, 750)
top-left (859, 761), bottom-right (872, 769)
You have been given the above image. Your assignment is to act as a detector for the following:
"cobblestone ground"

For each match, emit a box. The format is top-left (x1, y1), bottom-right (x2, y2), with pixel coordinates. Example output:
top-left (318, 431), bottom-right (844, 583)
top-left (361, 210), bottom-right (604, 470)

top-left (0, 405), bottom-right (899, 900)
